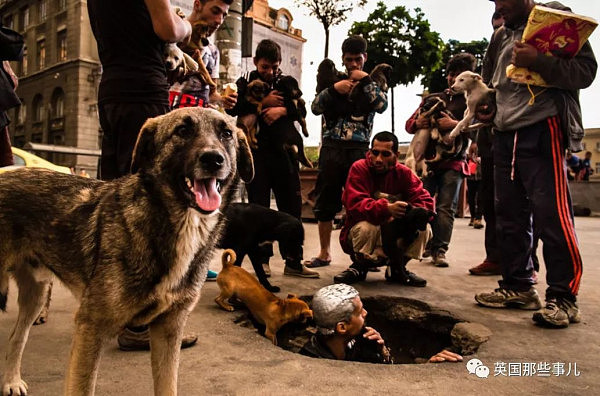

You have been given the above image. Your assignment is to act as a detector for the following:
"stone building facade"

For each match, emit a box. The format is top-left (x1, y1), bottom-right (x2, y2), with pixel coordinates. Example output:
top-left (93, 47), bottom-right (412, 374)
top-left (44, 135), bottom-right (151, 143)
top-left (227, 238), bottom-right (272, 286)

top-left (1, 0), bottom-right (100, 174)
top-left (242, 0), bottom-right (306, 84)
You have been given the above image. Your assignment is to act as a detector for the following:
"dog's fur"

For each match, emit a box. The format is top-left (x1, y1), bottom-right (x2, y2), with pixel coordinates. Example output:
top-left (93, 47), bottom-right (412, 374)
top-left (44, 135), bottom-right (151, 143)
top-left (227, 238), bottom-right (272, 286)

top-left (404, 96), bottom-right (447, 176)
top-left (272, 76), bottom-right (312, 168)
top-left (446, 71), bottom-right (496, 142)
top-left (0, 108), bottom-right (253, 396)
top-left (215, 250), bottom-right (313, 345)
top-left (349, 63), bottom-right (392, 123)
top-left (178, 20), bottom-right (217, 90)
top-left (164, 42), bottom-right (200, 85)
top-left (237, 80), bottom-right (270, 150)
top-left (218, 203), bottom-right (306, 293)
top-left (373, 192), bottom-right (433, 261)
top-left (316, 58), bottom-right (347, 94)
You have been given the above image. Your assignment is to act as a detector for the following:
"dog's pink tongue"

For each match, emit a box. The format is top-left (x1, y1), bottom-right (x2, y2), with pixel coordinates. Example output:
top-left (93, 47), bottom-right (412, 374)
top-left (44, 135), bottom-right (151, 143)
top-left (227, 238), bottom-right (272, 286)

top-left (193, 178), bottom-right (221, 212)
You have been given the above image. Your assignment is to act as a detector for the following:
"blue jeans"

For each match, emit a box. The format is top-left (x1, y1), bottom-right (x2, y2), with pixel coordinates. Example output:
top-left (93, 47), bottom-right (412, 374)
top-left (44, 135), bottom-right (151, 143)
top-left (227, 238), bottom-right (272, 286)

top-left (423, 168), bottom-right (464, 254)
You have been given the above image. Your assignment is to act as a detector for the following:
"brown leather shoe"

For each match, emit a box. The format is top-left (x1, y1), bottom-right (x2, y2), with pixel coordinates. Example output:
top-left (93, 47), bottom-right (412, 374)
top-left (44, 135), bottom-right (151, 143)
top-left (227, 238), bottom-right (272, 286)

top-left (469, 260), bottom-right (502, 276)
top-left (118, 327), bottom-right (198, 351)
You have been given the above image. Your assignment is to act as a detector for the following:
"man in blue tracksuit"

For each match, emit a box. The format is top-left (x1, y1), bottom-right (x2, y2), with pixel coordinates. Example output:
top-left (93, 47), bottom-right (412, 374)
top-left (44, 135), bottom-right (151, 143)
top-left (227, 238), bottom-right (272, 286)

top-left (474, 0), bottom-right (596, 328)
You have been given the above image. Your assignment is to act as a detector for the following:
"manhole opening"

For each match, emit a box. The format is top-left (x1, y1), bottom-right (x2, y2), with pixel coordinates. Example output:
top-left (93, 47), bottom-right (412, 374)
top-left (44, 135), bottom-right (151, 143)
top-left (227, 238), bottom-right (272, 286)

top-left (232, 295), bottom-right (490, 364)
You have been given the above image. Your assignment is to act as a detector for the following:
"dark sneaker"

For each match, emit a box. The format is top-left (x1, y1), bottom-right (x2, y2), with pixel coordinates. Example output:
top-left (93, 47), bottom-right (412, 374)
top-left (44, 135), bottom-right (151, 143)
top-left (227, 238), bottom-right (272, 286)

top-left (118, 328), bottom-right (198, 351)
top-left (283, 264), bottom-right (320, 278)
top-left (469, 260), bottom-right (502, 276)
top-left (333, 268), bottom-right (367, 284)
top-left (533, 298), bottom-right (581, 328)
top-left (422, 249), bottom-right (432, 259)
top-left (473, 219), bottom-right (484, 229)
top-left (433, 251), bottom-right (450, 267)
top-left (385, 266), bottom-right (427, 287)
top-left (468, 218), bottom-right (474, 227)
top-left (475, 287), bottom-right (542, 310)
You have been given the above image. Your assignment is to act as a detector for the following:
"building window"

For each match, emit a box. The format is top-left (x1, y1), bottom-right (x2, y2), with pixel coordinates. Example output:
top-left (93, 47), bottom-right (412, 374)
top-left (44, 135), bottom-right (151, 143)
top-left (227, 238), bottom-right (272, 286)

top-left (33, 95), bottom-right (44, 122)
top-left (17, 103), bottom-right (26, 125)
top-left (57, 30), bottom-right (67, 61)
top-left (3, 15), bottom-right (14, 29)
top-left (596, 142), bottom-right (600, 152)
top-left (39, 0), bottom-right (47, 22)
top-left (58, 0), bottom-right (66, 11)
top-left (277, 14), bottom-right (289, 31)
top-left (52, 88), bottom-right (64, 118)
top-left (22, 47), bottom-right (28, 75)
top-left (21, 7), bottom-right (29, 30)
top-left (37, 39), bottom-right (46, 70)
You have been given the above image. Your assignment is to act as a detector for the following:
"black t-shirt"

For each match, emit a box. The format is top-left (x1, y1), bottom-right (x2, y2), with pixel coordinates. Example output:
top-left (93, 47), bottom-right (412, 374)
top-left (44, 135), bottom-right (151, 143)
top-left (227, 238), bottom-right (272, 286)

top-left (88, 0), bottom-right (169, 105)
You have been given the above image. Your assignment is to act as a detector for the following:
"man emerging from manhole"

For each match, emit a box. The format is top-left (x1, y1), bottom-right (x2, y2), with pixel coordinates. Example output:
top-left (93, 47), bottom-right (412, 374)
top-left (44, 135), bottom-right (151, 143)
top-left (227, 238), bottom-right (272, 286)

top-left (300, 284), bottom-right (463, 363)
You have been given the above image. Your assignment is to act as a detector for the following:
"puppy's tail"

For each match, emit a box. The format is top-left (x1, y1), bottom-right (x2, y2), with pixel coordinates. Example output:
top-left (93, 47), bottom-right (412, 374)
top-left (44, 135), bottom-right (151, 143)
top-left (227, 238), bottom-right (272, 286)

top-left (221, 249), bottom-right (237, 269)
top-left (0, 268), bottom-right (8, 311)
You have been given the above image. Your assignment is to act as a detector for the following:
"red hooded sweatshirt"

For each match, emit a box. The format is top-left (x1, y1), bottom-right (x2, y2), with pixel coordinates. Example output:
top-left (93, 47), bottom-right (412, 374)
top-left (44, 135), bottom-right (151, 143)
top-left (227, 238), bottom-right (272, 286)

top-left (339, 154), bottom-right (435, 254)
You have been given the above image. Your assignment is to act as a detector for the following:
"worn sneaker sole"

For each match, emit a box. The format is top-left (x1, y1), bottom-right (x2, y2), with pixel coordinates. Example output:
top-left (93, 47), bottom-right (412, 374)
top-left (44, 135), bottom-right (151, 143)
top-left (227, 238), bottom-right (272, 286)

top-left (283, 269), bottom-right (320, 278)
top-left (475, 295), bottom-right (542, 310)
top-left (532, 312), bottom-right (569, 328)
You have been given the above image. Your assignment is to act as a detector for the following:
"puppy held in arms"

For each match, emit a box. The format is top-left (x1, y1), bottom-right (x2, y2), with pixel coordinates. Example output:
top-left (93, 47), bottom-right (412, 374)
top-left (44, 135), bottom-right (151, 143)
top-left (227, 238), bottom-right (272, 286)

top-left (273, 76), bottom-right (312, 168)
top-left (215, 250), bottom-right (313, 345)
top-left (404, 96), bottom-right (447, 177)
top-left (349, 63), bottom-right (393, 123)
top-left (444, 71), bottom-right (495, 144)
top-left (236, 80), bottom-right (270, 150)
top-left (164, 42), bottom-right (199, 85)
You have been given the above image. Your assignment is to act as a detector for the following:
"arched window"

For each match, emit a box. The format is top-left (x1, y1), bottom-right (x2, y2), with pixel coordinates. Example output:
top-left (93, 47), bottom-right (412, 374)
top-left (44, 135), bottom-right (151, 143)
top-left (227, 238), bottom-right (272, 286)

top-left (51, 88), bottom-right (64, 118)
top-left (32, 94), bottom-right (44, 122)
top-left (277, 13), bottom-right (289, 31)
top-left (17, 102), bottom-right (26, 124)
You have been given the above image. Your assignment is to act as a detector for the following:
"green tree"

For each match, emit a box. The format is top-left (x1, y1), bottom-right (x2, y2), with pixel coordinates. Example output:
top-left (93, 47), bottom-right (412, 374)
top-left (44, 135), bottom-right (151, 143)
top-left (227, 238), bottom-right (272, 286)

top-left (349, 2), bottom-right (444, 88)
top-left (421, 38), bottom-right (490, 93)
top-left (295, 0), bottom-right (367, 58)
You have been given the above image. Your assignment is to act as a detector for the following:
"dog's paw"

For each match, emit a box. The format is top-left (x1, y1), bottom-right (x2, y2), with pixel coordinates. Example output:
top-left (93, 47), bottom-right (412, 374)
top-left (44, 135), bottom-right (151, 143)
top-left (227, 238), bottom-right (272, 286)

top-left (2, 377), bottom-right (28, 396)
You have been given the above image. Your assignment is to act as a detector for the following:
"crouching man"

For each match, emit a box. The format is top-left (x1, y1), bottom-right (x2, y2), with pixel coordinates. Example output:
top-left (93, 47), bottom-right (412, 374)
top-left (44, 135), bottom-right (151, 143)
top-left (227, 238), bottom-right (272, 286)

top-left (334, 131), bottom-right (435, 286)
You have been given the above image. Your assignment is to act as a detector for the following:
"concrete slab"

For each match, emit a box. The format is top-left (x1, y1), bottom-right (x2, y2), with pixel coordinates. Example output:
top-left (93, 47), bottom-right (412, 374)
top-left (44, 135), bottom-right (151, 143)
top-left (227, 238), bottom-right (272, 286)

top-left (1, 217), bottom-right (598, 395)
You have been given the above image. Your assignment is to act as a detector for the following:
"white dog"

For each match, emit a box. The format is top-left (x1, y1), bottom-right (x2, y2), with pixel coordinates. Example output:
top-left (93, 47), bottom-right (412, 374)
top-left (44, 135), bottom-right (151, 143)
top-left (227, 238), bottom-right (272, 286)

top-left (445, 71), bottom-right (495, 143)
top-left (164, 43), bottom-right (199, 85)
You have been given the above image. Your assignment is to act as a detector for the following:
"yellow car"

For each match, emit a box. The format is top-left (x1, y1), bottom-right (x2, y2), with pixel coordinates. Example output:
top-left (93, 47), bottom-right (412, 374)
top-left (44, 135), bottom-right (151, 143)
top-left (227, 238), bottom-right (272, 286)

top-left (0, 147), bottom-right (72, 175)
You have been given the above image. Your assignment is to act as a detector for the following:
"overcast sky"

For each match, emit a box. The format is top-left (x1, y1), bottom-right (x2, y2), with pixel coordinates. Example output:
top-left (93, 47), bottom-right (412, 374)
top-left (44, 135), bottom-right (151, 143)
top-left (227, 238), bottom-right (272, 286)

top-left (268, 0), bottom-right (600, 146)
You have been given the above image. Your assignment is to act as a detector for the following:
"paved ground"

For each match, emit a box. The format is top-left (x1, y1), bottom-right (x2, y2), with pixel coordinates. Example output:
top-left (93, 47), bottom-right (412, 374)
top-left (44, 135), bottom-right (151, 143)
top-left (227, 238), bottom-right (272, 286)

top-left (1, 217), bottom-right (599, 395)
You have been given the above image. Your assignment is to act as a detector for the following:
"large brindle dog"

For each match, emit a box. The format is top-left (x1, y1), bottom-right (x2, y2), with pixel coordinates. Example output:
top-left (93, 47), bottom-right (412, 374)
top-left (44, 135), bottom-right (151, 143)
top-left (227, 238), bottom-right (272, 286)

top-left (0, 108), bottom-right (253, 396)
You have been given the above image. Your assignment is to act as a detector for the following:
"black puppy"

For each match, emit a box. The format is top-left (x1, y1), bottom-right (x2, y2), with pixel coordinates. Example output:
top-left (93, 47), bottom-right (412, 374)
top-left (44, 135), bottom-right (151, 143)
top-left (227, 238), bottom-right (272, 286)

top-left (373, 192), bottom-right (434, 263)
top-left (273, 75), bottom-right (312, 168)
top-left (316, 58), bottom-right (347, 94)
top-left (349, 63), bottom-right (392, 123)
top-left (219, 203), bottom-right (306, 292)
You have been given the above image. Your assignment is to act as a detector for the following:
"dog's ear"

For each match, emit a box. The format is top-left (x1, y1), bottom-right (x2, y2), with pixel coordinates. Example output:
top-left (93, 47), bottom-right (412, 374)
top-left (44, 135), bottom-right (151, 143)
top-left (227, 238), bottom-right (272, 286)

top-left (472, 74), bottom-right (482, 82)
top-left (131, 117), bottom-right (158, 174)
top-left (235, 127), bottom-right (254, 183)
top-left (287, 293), bottom-right (297, 299)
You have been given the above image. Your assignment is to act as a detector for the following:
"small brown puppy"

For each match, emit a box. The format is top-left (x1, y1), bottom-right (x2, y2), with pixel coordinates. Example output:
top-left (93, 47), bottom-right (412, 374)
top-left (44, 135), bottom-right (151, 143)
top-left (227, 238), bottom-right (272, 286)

top-left (237, 80), bottom-right (270, 149)
top-left (215, 249), bottom-right (313, 345)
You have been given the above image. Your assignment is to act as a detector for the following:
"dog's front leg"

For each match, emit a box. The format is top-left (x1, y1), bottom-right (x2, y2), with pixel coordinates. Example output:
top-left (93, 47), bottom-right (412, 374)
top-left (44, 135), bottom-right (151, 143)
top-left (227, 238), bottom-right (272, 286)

top-left (149, 308), bottom-right (191, 396)
top-left (64, 317), bottom-right (108, 396)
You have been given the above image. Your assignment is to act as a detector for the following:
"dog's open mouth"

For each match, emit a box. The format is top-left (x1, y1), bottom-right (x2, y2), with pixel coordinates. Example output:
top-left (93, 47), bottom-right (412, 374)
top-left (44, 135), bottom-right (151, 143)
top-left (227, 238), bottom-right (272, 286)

top-left (185, 177), bottom-right (222, 213)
